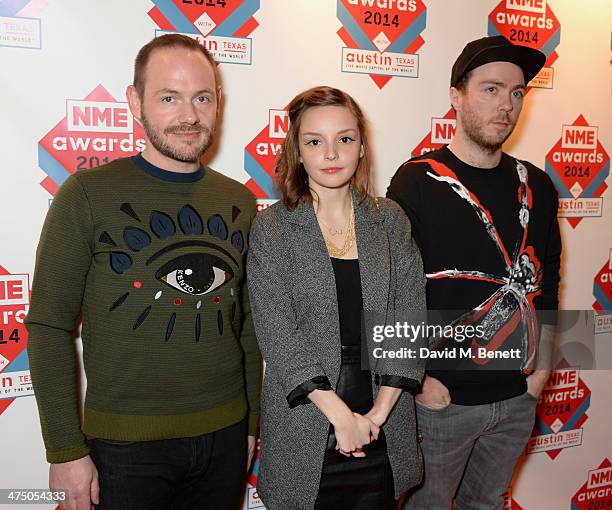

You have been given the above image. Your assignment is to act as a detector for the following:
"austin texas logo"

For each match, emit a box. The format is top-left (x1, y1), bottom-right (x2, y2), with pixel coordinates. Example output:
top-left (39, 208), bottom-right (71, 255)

top-left (0, 0), bottom-right (47, 50)
top-left (337, 0), bottom-right (427, 89)
top-left (148, 0), bottom-right (260, 65)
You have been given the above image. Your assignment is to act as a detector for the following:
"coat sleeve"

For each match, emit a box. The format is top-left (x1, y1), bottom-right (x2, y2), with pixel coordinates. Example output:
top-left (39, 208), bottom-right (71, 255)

top-left (378, 199), bottom-right (427, 383)
top-left (247, 211), bottom-right (330, 403)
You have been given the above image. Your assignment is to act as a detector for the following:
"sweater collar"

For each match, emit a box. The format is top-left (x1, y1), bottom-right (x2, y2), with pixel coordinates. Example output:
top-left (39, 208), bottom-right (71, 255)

top-left (131, 154), bottom-right (205, 183)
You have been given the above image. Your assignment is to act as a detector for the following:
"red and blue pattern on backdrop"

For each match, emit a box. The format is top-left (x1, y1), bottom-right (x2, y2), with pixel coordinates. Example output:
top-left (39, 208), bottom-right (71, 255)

top-left (148, 0), bottom-right (260, 65)
top-left (503, 489), bottom-right (526, 510)
top-left (488, 0), bottom-right (560, 89)
top-left (37, 85), bottom-right (146, 197)
top-left (593, 250), bottom-right (612, 335)
top-left (571, 458), bottom-right (612, 510)
top-left (528, 359), bottom-right (591, 460)
top-left (336, 0), bottom-right (427, 89)
top-left (0, 266), bottom-right (32, 416)
top-left (411, 108), bottom-right (456, 158)
top-left (0, 0), bottom-right (46, 49)
top-left (246, 444), bottom-right (263, 508)
top-left (243, 107), bottom-right (287, 206)
top-left (545, 115), bottom-right (610, 229)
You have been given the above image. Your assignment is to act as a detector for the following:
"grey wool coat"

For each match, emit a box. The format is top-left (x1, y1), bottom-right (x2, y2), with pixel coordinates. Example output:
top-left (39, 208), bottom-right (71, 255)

top-left (247, 193), bottom-right (427, 510)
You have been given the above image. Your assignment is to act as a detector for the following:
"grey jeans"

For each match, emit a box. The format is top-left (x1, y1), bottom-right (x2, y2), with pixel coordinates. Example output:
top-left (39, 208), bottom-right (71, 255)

top-left (404, 391), bottom-right (538, 510)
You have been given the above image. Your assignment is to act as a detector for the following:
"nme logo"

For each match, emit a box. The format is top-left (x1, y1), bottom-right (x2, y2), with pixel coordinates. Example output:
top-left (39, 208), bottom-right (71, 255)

top-left (430, 118), bottom-right (456, 145)
top-left (505, 0), bottom-right (546, 14)
top-left (545, 368), bottom-right (579, 391)
top-left (66, 100), bottom-right (133, 133)
top-left (588, 467), bottom-right (612, 489)
top-left (0, 275), bottom-right (29, 306)
top-left (561, 125), bottom-right (598, 150)
top-left (268, 110), bottom-right (289, 139)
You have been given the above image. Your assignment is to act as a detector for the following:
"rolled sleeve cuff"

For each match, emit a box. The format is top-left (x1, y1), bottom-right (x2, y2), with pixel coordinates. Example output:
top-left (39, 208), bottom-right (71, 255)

top-left (287, 375), bottom-right (332, 408)
top-left (380, 375), bottom-right (420, 395)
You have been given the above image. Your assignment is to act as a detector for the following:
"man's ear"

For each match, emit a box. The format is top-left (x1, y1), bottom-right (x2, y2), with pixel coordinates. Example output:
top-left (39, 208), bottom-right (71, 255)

top-left (216, 86), bottom-right (223, 116)
top-left (449, 86), bottom-right (461, 113)
top-left (126, 85), bottom-right (143, 125)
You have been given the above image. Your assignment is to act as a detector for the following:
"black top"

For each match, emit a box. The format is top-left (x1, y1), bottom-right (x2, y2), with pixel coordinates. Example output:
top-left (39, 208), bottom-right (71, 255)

top-left (286, 258), bottom-right (419, 408)
top-left (330, 258), bottom-right (374, 416)
top-left (331, 258), bottom-right (363, 347)
top-left (387, 146), bottom-right (561, 405)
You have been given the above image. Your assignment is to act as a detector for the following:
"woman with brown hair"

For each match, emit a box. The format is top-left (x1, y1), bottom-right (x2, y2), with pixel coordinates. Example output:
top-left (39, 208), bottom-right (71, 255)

top-left (247, 86), bottom-right (426, 509)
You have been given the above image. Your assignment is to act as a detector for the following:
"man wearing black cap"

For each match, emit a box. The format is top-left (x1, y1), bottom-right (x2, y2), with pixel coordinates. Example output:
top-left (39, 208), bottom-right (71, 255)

top-left (388, 36), bottom-right (560, 509)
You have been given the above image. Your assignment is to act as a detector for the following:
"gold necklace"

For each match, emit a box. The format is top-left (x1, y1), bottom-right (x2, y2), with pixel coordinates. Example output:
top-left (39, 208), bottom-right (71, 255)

top-left (318, 220), bottom-right (346, 236)
top-left (320, 204), bottom-right (355, 258)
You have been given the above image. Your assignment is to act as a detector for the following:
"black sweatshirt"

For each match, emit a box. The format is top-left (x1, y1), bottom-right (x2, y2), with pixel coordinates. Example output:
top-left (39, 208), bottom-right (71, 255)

top-left (387, 147), bottom-right (561, 405)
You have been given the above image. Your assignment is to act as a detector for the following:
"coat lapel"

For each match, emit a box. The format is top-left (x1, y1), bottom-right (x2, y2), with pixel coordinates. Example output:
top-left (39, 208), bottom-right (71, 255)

top-left (281, 193), bottom-right (391, 367)
top-left (284, 200), bottom-right (340, 338)
top-left (353, 192), bottom-right (391, 315)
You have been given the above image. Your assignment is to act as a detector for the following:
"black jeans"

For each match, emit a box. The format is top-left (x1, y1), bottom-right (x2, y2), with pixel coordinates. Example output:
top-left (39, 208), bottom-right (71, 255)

top-left (88, 418), bottom-right (247, 510)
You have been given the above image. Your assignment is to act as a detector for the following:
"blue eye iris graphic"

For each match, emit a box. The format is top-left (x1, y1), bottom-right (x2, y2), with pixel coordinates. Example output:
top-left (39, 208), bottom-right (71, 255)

top-left (106, 203), bottom-right (246, 341)
top-left (155, 253), bottom-right (233, 296)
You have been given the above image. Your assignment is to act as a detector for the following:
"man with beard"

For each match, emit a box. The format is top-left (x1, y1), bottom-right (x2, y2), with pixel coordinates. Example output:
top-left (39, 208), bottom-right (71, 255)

top-left (387, 36), bottom-right (561, 509)
top-left (26, 34), bottom-right (261, 510)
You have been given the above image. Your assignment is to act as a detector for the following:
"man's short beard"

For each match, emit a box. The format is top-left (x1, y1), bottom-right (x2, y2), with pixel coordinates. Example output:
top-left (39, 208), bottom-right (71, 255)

top-left (461, 107), bottom-right (514, 155)
top-left (141, 112), bottom-right (214, 163)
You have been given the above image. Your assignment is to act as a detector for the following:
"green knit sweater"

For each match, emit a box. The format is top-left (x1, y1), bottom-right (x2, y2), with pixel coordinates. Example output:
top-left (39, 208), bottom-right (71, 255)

top-left (26, 155), bottom-right (262, 464)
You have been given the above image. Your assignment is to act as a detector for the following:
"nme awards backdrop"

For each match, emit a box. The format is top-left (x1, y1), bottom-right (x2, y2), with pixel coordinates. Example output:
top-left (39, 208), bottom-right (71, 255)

top-left (1, 1), bottom-right (611, 509)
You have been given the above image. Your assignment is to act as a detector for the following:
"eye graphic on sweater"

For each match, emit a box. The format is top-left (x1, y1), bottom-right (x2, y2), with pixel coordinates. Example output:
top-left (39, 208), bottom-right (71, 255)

top-left (156, 253), bottom-right (234, 295)
top-left (101, 202), bottom-right (246, 342)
